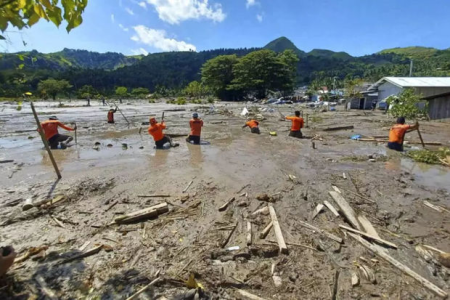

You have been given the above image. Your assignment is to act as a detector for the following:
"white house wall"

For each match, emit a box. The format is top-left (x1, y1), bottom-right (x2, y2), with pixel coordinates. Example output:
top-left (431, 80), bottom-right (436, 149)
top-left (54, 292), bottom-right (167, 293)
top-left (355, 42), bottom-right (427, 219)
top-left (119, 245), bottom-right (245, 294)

top-left (378, 82), bottom-right (403, 100)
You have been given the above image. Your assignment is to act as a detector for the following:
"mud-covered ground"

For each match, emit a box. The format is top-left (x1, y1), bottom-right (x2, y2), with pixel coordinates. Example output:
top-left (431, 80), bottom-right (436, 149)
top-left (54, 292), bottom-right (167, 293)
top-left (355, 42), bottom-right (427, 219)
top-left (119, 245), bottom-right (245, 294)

top-left (1, 100), bottom-right (450, 300)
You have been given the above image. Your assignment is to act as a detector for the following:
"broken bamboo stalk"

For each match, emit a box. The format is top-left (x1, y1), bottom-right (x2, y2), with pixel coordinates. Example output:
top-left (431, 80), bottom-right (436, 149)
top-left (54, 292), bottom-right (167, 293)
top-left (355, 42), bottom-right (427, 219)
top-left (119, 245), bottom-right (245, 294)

top-left (268, 205), bottom-right (288, 254)
top-left (339, 225), bottom-right (397, 249)
top-left (357, 215), bottom-right (381, 239)
top-left (423, 201), bottom-right (450, 214)
top-left (137, 194), bottom-right (171, 198)
top-left (328, 191), bottom-right (362, 230)
top-left (60, 245), bottom-right (103, 264)
top-left (125, 277), bottom-right (161, 300)
top-left (221, 223), bottom-right (238, 248)
top-left (324, 201), bottom-right (340, 217)
top-left (247, 221), bottom-right (252, 246)
top-left (218, 197), bottom-right (235, 211)
top-left (236, 289), bottom-right (268, 300)
top-left (347, 232), bottom-right (448, 299)
top-left (51, 216), bottom-right (65, 228)
top-left (36, 276), bottom-right (58, 300)
top-left (114, 202), bottom-right (169, 224)
top-left (183, 180), bottom-right (193, 193)
top-left (312, 203), bottom-right (324, 220)
top-left (297, 220), bottom-right (343, 244)
top-left (259, 221), bottom-right (273, 239)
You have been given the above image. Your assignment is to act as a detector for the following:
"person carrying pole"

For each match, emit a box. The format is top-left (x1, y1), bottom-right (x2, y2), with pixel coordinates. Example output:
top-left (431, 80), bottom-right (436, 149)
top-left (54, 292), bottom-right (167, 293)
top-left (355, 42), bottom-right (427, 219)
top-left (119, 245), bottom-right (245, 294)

top-left (107, 108), bottom-right (118, 124)
top-left (186, 113), bottom-right (203, 145)
top-left (286, 110), bottom-right (304, 138)
top-left (387, 117), bottom-right (419, 152)
top-left (39, 116), bottom-right (76, 149)
top-left (242, 119), bottom-right (260, 134)
top-left (148, 117), bottom-right (179, 149)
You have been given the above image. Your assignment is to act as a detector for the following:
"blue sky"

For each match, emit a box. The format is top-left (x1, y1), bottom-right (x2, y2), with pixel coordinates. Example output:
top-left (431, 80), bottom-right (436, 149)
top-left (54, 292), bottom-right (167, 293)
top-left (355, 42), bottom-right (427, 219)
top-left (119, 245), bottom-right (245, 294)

top-left (3, 0), bottom-right (450, 56)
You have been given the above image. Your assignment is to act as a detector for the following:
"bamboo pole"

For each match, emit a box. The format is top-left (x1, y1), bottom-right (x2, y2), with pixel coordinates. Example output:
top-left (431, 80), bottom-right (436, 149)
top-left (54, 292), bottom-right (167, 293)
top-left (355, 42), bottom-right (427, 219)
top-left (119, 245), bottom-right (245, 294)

top-left (31, 102), bottom-right (62, 179)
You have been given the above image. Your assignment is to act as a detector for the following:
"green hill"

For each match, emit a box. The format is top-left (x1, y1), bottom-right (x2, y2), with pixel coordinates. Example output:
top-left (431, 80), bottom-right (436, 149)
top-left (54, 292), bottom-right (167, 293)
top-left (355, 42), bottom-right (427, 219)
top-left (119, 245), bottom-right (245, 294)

top-left (378, 47), bottom-right (438, 59)
top-left (307, 49), bottom-right (353, 60)
top-left (264, 36), bottom-right (305, 57)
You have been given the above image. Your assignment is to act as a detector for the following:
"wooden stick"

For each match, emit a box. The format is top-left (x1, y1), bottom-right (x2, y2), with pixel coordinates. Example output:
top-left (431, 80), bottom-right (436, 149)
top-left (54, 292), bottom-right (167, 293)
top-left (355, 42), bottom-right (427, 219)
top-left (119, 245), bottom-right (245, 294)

top-left (324, 201), bottom-right (340, 217)
top-left (247, 221), bottom-right (252, 246)
top-left (236, 289), bottom-right (268, 300)
top-left (332, 270), bottom-right (340, 300)
top-left (125, 277), bottom-right (161, 300)
top-left (259, 221), bottom-right (273, 239)
top-left (297, 220), bottom-right (343, 244)
top-left (328, 191), bottom-right (362, 230)
top-left (114, 202), bottom-right (169, 224)
top-left (312, 203), bottom-right (324, 220)
top-left (183, 180), bottom-right (193, 193)
top-left (30, 102), bottom-right (61, 179)
top-left (221, 223), bottom-right (238, 248)
top-left (357, 215), bottom-right (380, 239)
top-left (36, 276), bottom-right (58, 300)
top-left (74, 122), bottom-right (77, 145)
top-left (423, 245), bottom-right (446, 254)
top-left (347, 232), bottom-right (448, 299)
top-left (266, 239), bottom-right (318, 252)
top-left (218, 197), bottom-right (235, 211)
top-left (322, 125), bottom-right (354, 131)
top-left (236, 184), bottom-right (251, 194)
top-left (78, 241), bottom-right (91, 252)
top-left (268, 205), bottom-right (288, 254)
top-left (339, 225), bottom-right (397, 249)
top-left (114, 102), bottom-right (130, 125)
top-left (423, 201), bottom-right (450, 213)
top-left (416, 124), bottom-right (426, 148)
top-left (137, 194), bottom-right (170, 198)
top-left (60, 245), bottom-right (103, 264)
top-left (51, 216), bottom-right (65, 228)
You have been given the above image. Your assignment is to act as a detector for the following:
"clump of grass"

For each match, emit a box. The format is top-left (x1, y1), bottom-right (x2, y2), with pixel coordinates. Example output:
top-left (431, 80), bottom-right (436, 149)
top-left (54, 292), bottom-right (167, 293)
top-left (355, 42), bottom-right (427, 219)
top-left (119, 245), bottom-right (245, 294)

top-left (309, 115), bottom-right (323, 123)
top-left (408, 148), bottom-right (450, 165)
top-left (176, 97), bottom-right (187, 105)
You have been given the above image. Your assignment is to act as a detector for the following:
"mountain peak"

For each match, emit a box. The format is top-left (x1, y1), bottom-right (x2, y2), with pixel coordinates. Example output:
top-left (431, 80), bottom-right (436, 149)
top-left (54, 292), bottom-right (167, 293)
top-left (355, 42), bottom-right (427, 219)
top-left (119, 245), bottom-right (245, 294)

top-left (264, 37), bottom-right (305, 56)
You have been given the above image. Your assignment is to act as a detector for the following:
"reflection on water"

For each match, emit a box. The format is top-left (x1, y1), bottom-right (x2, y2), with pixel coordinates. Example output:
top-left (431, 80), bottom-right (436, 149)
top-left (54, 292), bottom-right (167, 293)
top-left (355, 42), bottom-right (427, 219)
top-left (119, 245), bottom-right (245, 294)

top-left (148, 148), bottom-right (169, 169)
top-left (386, 157), bottom-right (450, 191)
top-left (188, 143), bottom-right (204, 167)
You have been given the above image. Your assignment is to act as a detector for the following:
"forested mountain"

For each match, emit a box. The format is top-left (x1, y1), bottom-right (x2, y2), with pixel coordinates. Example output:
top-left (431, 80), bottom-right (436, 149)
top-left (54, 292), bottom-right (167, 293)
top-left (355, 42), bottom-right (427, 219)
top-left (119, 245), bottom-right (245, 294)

top-left (1, 37), bottom-right (450, 97)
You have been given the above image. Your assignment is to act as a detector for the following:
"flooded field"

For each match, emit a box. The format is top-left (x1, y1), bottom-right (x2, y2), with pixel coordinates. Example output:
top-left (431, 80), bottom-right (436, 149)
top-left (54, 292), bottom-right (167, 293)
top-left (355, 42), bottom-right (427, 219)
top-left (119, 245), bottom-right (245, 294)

top-left (1, 100), bottom-right (450, 299)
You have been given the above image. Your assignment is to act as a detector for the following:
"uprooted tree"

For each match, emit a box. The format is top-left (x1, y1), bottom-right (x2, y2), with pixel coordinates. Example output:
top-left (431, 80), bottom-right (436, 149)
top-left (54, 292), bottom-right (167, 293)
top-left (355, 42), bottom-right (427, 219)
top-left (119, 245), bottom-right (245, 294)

top-left (386, 88), bottom-right (428, 119)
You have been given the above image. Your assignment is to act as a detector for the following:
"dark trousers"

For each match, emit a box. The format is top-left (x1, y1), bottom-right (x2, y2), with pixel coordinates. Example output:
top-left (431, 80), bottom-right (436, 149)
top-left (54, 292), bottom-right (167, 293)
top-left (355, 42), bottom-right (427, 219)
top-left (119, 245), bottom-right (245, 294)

top-left (251, 127), bottom-right (260, 134)
top-left (289, 130), bottom-right (303, 138)
top-left (186, 135), bottom-right (201, 144)
top-left (387, 142), bottom-right (403, 152)
top-left (48, 134), bottom-right (70, 149)
top-left (155, 136), bottom-right (170, 149)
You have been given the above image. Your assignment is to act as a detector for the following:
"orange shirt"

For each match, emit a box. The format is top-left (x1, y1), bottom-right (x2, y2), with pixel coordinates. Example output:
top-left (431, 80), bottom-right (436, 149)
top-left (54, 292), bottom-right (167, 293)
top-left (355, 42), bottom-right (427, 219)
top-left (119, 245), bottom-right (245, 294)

top-left (40, 120), bottom-right (74, 141)
top-left (246, 120), bottom-right (259, 128)
top-left (107, 111), bottom-right (115, 122)
top-left (286, 116), bottom-right (304, 131)
top-left (148, 123), bottom-right (166, 142)
top-left (190, 118), bottom-right (203, 136)
top-left (389, 124), bottom-right (411, 144)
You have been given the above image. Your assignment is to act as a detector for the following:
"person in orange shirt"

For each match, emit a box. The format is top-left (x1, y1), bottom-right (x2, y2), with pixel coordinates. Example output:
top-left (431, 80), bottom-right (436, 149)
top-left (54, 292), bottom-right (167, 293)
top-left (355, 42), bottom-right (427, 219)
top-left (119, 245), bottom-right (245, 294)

top-left (107, 108), bottom-right (118, 124)
top-left (40, 116), bottom-right (76, 149)
top-left (148, 117), bottom-right (179, 149)
top-left (286, 111), bottom-right (304, 138)
top-left (388, 117), bottom-right (419, 151)
top-left (186, 113), bottom-right (203, 144)
top-left (242, 119), bottom-right (260, 134)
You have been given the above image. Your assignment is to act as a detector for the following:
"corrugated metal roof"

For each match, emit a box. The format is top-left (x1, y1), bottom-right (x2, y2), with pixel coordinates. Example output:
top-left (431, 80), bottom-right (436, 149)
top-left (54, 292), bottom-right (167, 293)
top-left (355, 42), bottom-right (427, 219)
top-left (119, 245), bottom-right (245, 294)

top-left (369, 77), bottom-right (450, 90)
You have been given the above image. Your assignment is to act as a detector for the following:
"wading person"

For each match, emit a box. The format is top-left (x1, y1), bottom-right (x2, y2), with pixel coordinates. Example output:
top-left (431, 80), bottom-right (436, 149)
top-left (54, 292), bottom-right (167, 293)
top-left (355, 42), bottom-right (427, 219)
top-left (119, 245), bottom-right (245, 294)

top-left (0, 246), bottom-right (16, 277)
top-left (39, 116), bottom-right (76, 149)
top-left (387, 117), bottom-right (419, 152)
top-left (186, 113), bottom-right (203, 145)
top-left (286, 110), bottom-right (304, 138)
top-left (242, 119), bottom-right (260, 134)
top-left (107, 108), bottom-right (118, 124)
top-left (148, 117), bottom-right (179, 149)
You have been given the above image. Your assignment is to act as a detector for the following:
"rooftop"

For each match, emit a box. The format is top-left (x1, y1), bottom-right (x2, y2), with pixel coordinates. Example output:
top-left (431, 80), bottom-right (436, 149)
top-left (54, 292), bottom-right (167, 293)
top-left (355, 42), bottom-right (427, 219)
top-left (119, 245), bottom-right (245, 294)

top-left (369, 77), bottom-right (450, 90)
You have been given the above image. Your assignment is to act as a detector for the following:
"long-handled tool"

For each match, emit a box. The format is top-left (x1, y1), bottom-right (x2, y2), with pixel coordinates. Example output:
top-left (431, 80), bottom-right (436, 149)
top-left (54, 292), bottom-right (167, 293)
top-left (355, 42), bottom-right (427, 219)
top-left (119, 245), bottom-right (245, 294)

top-left (113, 101), bottom-right (130, 125)
top-left (416, 122), bottom-right (426, 148)
top-left (74, 122), bottom-right (77, 145)
top-left (161, 111), bottom-right (165, 122)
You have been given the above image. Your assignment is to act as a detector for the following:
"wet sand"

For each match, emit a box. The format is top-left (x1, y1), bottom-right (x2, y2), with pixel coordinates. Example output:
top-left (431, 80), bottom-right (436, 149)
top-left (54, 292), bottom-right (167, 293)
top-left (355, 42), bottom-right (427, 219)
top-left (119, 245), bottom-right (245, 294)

top-left (1, 100), bottom-right (450, 299)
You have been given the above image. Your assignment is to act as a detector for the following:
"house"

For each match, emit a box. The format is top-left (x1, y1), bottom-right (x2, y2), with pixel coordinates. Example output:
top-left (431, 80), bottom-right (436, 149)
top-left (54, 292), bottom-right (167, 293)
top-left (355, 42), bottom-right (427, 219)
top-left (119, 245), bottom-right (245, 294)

top-left (366, 77), bottom-right (450, 119)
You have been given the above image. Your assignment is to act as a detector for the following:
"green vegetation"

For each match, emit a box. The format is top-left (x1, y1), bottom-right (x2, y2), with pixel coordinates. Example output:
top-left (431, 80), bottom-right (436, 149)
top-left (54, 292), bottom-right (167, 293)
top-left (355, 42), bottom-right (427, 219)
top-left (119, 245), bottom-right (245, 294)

top-left (115, 86), bottom-right (127, 99)
top-left (407, 148), bottom-right (450, 165)
top-left (0, 0), bottom-right (89, 39)
top-left (77, 85), bottom-right (97, 99)
top-left (37, 78), bottom-right (72, 100)
top-left (387, 88), bottom-right (428, 119)
top-left (131, 87), bottom-right (149, 98)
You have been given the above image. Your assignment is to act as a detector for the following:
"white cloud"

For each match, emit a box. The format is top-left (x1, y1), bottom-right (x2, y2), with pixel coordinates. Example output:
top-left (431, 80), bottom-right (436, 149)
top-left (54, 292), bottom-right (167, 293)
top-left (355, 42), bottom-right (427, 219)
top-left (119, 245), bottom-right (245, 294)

top-left (119, 24), bottom-right (129, 32)
top-left (138, 1), bottom-right (147, 9)
top-left (125, 7), bottom-right (135, 15)
top-left (131, 48), bottom-right (149, 55)
top-left (246, 0), bottom-right (256, 8)
top-left (256, 13), bottom-right (263, 22)
top-left (146, 0), bottom-right (226, 24)
top-left (111, 14), bottom-right (115, 23)
top-left (131, 25), bottom-right (197, 52)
